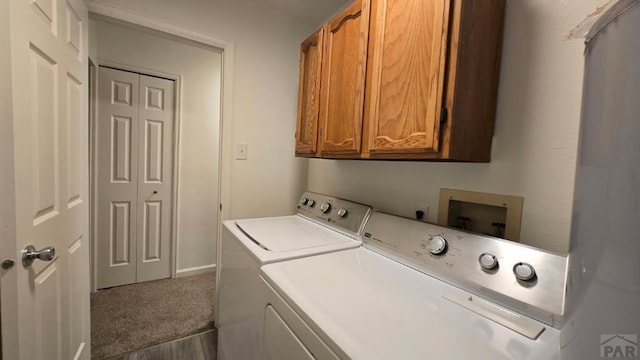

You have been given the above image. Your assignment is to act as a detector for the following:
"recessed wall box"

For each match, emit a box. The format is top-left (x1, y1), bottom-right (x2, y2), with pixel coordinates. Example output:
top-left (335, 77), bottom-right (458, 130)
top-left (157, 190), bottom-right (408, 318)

top-left (438, 188), bottom-right (523, 242)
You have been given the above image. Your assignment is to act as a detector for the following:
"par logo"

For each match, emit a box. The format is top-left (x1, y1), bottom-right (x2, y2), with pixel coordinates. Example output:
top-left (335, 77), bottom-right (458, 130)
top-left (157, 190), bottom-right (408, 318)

top-left (601, 334), bottom-right (638, 358)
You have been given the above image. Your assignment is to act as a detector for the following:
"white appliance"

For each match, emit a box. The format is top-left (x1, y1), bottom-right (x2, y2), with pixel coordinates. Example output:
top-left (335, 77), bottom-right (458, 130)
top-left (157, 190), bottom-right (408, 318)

top-left (216, 192), bottom-right (372, 360)
top-left (561, 1), bottom-right (640, 358)
top-left (260, 211), bottom-right (568, 359)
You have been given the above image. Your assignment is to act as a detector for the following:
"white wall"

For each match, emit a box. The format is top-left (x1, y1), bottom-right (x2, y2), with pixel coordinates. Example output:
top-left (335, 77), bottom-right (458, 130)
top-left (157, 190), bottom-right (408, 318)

top-left (88, 0), bottom-right (311, 221)
top-left (308, 0), bottom-right (603, 254)
top-left (92, 17), bottom-right (222, 272)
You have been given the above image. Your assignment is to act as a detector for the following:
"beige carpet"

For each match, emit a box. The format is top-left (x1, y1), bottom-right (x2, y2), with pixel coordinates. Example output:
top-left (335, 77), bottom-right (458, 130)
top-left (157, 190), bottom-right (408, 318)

top-left (91, 272), bottom-right (216, 359)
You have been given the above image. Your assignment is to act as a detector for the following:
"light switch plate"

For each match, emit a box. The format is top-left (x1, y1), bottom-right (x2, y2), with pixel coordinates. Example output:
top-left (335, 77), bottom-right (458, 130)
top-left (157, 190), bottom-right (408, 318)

top-left (236, 143), bottom-right (248, 160)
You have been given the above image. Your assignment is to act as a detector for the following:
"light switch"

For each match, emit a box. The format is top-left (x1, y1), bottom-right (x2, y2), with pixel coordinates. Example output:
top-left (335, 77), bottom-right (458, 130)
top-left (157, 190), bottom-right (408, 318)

top-left (236, 143), bottom-right (248, 160)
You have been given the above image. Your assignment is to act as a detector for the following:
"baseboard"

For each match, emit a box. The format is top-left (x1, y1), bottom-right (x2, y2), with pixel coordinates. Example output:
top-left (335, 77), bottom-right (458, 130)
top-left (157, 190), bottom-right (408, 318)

top-left (176, 264), bottom-right (216, 278)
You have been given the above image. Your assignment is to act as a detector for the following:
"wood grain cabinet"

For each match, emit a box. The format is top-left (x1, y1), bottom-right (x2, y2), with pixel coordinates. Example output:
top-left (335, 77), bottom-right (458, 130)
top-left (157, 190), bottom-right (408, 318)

top-left (319, 0), bottom-right (370, 156)
top-left (295, 29), bottom-right (324, 156)
top-left (295, 0), bottom-right (506, 161)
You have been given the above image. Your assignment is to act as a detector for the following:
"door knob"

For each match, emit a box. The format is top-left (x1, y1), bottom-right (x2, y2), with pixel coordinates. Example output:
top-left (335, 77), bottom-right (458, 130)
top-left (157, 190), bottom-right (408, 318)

top-left (22, 245), bottom-right (56, 266)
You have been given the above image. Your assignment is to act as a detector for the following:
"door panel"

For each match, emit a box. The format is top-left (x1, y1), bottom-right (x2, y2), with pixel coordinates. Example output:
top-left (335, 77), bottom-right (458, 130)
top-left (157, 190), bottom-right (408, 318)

top-left (136, 74), bottom-right (173, 283)
top-left (65, 4), bottom-right (82, 58)
top-left (30, 44), bottom-right (59, 225)
top-left (319, 0), bottom-right (370, 155)
top-left (33, 264), bottom-right (62, 359)
top-left (112, 116), bottom-right (133, 182)
top-left (365, 0), bottom-right (450, 154)
top-left (31, 0), bottom-right (56, 32)
top-left (66, 74), bottom-right (84, 208)
top-left (110, 201), bottom-right (132, 265)
top-left (144, 120), bottom-right (164, 182)
top-left (67, 236), bottom-right (89, 359)
top-left (143, 202), bottom-right (162, 261)
top-left (4, 0), bottom-right (90, 358)
top-left (97, 67), bottom-right (139, 288)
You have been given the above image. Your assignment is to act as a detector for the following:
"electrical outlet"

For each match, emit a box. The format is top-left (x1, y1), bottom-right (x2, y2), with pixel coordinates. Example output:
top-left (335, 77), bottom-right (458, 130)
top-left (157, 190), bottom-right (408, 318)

top-left (414, 204), bottom-right (430, 222)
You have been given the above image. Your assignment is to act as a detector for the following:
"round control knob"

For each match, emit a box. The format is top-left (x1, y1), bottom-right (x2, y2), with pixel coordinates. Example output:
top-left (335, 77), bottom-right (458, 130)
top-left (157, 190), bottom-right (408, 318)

top-left (337, 208), bottom-right (348, 218)
top-left (427, 236), bottom-right (448, 255)
top-left (513, 262), bottom-right (536, 281)
top-left (320, 202), bottom-right (332, 213)
top-left (307, 199), bottom-right (315, 207)
top-left (301, 197), bottom-right (309, 205)
top-left (478, 253), bottom-right (498, 270)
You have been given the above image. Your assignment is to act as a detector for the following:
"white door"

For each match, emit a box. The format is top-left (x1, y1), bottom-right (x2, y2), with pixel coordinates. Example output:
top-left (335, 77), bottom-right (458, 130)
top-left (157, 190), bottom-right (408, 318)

top-left (136, 74), bottom-right (174, 283)
top-left (96, 67), bottom-right (174, 288)
top-left (96, 67), bottom-right (139, 288)
top-left (0, 0), bottom-right (91, 359)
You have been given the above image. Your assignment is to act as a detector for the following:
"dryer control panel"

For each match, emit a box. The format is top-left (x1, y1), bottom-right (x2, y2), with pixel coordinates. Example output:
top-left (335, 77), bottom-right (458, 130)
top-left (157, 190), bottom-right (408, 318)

top-left (296, 192), bottom-right (372, 238)
top-left (362, 211), bottom-right (568, 329)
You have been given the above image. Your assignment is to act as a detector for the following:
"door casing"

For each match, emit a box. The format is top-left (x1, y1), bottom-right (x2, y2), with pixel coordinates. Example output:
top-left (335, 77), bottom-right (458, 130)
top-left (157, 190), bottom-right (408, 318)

top-left (83, 3), bottom-right (234, 325)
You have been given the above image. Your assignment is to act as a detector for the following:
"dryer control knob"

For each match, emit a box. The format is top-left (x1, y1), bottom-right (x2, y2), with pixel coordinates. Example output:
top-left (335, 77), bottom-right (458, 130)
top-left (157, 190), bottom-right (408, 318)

top-left (513, 262), bottom-right (537, 281)
top-left (307, 199), bottom-right (315, 207)
top-left (427, 236), bottom-right (448, 255)
top-left (479, 253), bottom-right (498, 270)
top-left (301, 197), bottom-right (309, 205)
top-left (337, 208), bottom-right (348, 218)
top-left (320, 202), bottom-right (332, 213)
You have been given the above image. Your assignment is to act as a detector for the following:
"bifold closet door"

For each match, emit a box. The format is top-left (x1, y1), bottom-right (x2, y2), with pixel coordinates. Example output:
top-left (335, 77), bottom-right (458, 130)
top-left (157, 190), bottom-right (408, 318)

top-left (136, 74), bottom-right (174, 283)
top-left (96, 67), bottom-right (174, 289)
top-left (97, 67), bottom-right (139, 288)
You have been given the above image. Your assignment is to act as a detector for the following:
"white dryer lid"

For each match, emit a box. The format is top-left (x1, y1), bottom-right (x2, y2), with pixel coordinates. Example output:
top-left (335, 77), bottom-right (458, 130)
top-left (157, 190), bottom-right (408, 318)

top-left (235, 216), bottom-right (352, 252)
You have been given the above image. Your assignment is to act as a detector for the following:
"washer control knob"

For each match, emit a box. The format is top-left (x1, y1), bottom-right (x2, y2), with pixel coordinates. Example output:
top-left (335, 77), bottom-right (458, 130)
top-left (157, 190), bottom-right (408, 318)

top-left (337, 208), bottom-right (348, 218)
top-left (479, 253), bottom-right (498, 270)
top-left (513, 262), bottom-right (537, 281)
top-left (427, 236), bottom-right (448, 255)
top-left (301, 197), bottom-right (309, 205)
top-left (307, 199), bottom-right (315, 207)
top-left (320, 202), bottom-right (332, 213)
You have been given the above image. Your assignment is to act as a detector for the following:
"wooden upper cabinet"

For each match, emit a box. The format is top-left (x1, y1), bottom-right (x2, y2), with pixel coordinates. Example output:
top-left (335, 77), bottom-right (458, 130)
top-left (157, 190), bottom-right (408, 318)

top-left (319, 0), bottom-right (370, 155)
top-left (295, 28), bottom-right (324, 156)
top-left (363, 0), bottom-right (450, 156)
top-left (296, 0), bottom-right (506, 161)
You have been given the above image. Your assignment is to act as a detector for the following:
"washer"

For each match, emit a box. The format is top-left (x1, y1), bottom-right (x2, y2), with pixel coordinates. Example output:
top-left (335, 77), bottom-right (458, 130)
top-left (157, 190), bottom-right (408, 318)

top-left (260, 211), bottom-right (568, 359)
top-left (216, 191), bottom-right (372, 360)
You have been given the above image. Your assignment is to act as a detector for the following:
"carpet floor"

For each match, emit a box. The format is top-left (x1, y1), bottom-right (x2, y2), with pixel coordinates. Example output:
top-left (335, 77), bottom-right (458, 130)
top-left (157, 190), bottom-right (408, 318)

top-left (91, 272), bottom-right (216, 359)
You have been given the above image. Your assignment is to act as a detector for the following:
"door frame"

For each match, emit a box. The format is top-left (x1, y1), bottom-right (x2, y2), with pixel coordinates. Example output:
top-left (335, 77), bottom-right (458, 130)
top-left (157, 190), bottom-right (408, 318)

top-left (0, 2), bottom-right (18, 357)
top-left (89, 57), bottom-right (98, 292)
top-left (87, 3), bottom-right (234, 292)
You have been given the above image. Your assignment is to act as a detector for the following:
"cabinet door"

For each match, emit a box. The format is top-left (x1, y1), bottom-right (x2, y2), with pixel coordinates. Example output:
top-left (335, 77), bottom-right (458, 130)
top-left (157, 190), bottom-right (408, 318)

top-left (364, 0), bottom-right (451, 155)
top-left (319, 0), bottom-right (370, 155)
top-left (295, 29), bottom-right (323, 156)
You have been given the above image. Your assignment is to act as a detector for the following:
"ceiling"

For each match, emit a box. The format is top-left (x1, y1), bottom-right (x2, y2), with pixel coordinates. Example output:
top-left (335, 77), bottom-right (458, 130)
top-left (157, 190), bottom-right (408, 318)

top-left (253, 0), bottom-right (350, 25)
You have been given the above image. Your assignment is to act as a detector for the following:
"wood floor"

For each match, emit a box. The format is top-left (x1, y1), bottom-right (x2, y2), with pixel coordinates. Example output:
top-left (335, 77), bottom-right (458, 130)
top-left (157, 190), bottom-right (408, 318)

top-left (113, 330), bottom-right (217, 360)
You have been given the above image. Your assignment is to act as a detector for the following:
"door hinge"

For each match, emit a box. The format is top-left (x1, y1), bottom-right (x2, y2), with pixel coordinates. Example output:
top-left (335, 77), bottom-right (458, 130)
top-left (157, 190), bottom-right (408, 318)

top-left (440, 107), bottom-right (448, 125)
top-left (219, 203), bottom-right (222, 211)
